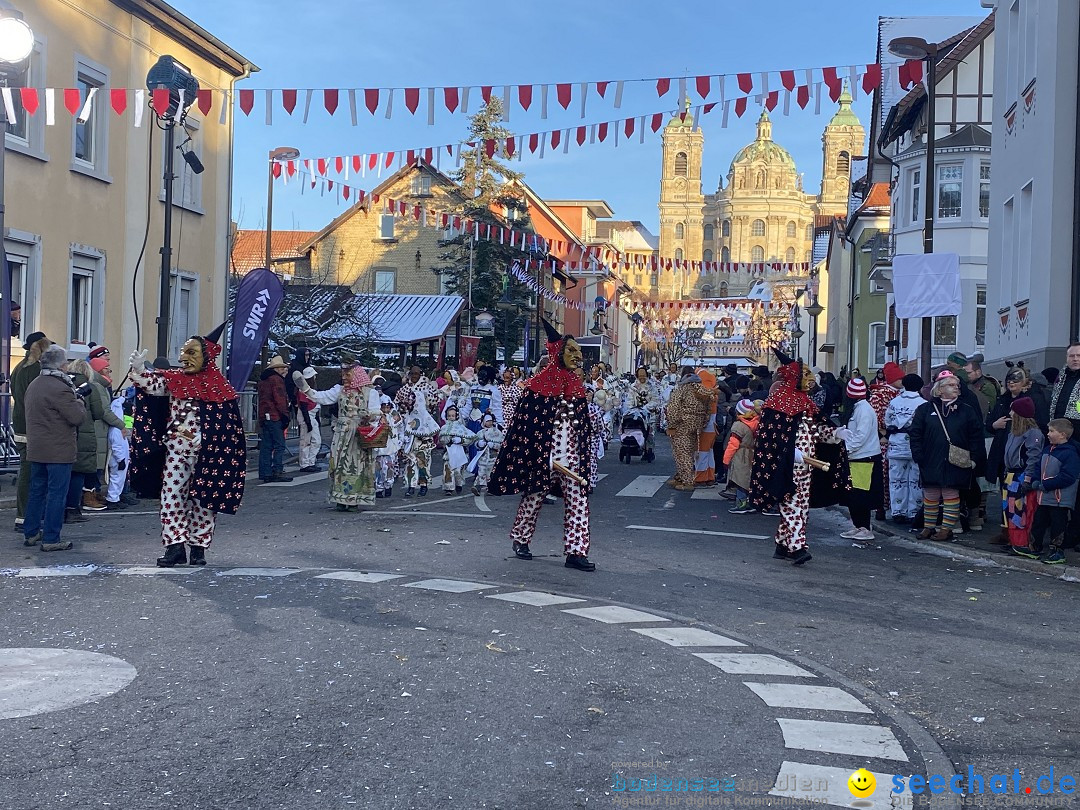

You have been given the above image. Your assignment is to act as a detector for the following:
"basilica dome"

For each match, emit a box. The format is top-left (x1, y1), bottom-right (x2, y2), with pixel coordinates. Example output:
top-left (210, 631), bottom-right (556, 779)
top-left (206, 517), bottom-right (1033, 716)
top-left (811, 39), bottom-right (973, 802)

top-left (728, 110), bottom-right (796, 173)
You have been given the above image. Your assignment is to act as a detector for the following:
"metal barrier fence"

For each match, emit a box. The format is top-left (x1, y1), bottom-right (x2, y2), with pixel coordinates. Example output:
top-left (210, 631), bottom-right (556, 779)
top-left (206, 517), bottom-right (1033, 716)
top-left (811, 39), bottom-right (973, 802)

top-left (0, 392), bottom-right (18, 474)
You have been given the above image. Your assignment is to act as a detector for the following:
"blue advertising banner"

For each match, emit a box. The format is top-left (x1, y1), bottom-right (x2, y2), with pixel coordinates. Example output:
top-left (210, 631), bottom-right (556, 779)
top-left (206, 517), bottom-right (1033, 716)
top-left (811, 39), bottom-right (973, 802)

top-left (227, 267), bottom-right (284, 390)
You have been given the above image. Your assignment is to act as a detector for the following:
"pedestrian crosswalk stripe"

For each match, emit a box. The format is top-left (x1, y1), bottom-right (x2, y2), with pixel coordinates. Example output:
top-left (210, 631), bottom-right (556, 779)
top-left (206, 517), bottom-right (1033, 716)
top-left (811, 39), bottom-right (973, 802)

top-left (693, 653), bottom-right (815, 677)
top-left (363, 510), bottom-right (495, 519)
top-left (315, 571), bottom-right (404, 583)
top-left (631, 627), bottom-right (745, 647)
top-left (626, 524), bottom-right (770, 540)
top-left (562, 605), bottom-right (670, 624)
top-left (389, 494), bottom-right (466, 509)
top-left (690, 487), bottom-right (730, 501)
top-left (119, 566), bottom-right (201, 575)
top-left (260, 471), bottom-right (328, 487)
top-left (743, 682), bottom-right (871, 713)
top-left (771, 762), bottom-right (908, 808)
top-left (16, 566), bottom-right (96, 578)
top-left (486, 591), bottom-right (586, 607)
top-left (615, 475), bottom-right (670, 498)
top-left (216, 568), bottom-right (303, 577)
top-left (401, 578), bottom-right (493, 593)
top-left (775, 718), bottom-right (909, 761)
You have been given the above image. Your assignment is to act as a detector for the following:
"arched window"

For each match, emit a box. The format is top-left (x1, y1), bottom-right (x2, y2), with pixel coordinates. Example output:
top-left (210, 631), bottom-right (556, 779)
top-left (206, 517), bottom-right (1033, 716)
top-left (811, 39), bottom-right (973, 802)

top-left (719, 281), bottom-right (729, 297)
top-left (721, 246), bottom-right (730, 263)
top-left (785, 247), bottom-right (796, 262)
top-left (751, 219), bottom-right (766, 237)
top-left (786, 220), bottom-right (797, 238)
top-left (703, 249), bottom-right (714, 262)
top-left (806, 223), bottom-right (814, 240)
top-left (674, 222), bottom-right (685, 239)
top-left (701, 285), bottom-right (714, 299)
top-left (721, 220), bottom-right (731, 238)
top-left (837, 151), bottom-right (850, 175)
top-left (703, 224), bottom-right (714, 242)
top-left (751, 245), bottom-right (765, 262)
top-left (755, 170), bottom-right (766, 188)
top-left (674, 152), bottom-right (688, 176)
top-left (675, 248), bottom-right (684, 261)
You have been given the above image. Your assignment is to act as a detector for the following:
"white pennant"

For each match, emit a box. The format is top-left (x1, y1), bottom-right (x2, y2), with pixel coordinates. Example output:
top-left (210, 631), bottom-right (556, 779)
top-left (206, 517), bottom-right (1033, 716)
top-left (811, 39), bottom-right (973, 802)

top-left (384, 88), bottom-right (393, 119)
top-left (135, 89), bottom-right (146, 128)
top-left (427, 87), bottom-right (436, 125)
top-left (540, 84), bottom-right (548, 119)
top-left (461, 86), bottom-right (470, 114)
top-left (45, 88), bottom-right (55, 126)
top-left (614, 80), bottom-right (624, 109)
top-left (579, 82), bottom-right (588, 118)
top-left (264, 90), bottom-right (272, 125)
top-left (77, 86), bottom-right (97, 123)
top-left (349, 89), bottom-right (358, 125)
top-left (302, 89), bottom-right (313, 124)
top-left (0, 88), bottom-right (15, 127)
top-left (173, 89), bottom-right (185, 124)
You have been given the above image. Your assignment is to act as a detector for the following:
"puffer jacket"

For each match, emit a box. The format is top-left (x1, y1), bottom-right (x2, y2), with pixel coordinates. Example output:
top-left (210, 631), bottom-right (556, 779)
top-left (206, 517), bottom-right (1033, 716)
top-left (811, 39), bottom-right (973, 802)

top-left (88, 371), bottom-right (125, 470)
top-left (71, 372), bottom-right (102, 475)
top-left (909, 397), bottom-right (984, 489)
top-left (11, 336), bottom-right (52, 442)
top-left (1035, 441), bottom-right (1080, 510)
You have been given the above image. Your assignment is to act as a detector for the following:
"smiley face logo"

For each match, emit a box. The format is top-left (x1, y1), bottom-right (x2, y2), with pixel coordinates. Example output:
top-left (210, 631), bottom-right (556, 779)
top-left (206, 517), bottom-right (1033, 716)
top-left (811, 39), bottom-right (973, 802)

top-left (848, 768), bottom-right (876, 798)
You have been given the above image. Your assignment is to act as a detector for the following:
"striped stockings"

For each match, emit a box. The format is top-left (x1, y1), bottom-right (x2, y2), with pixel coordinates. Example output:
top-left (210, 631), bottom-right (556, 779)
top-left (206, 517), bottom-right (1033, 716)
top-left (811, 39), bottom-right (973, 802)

top-left (923, 486), bottom-right (961, 530)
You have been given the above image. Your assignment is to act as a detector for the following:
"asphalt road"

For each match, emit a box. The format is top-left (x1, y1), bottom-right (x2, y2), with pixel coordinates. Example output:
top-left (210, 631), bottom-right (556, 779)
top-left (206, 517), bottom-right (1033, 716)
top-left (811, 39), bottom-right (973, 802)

top-left (1, 434), bottom-right (1077, 810)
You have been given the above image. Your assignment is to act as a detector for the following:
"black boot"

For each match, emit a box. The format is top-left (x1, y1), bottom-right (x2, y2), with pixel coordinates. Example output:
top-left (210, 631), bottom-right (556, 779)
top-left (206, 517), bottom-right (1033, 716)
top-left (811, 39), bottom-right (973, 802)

top-left (418, 485), bottom-right (428, 496)
top-left (564, 554), bottom-right (596, 572)
top-left (512, 541), bottom-right (533, 560)
top-left (772, 544), bottom-right (791, 560)
top-left (790, 548), bottom-right (813, 566)
top-left (156, 543), bottom-right (187, 568)
top-left (64, 507), bottom-right (89, 524)
top-left (404, 487), bottom-right (415, 497)
top-left (385, 484), bottom-right (392, 498)
top-left (188, 546), bottom-right (206, 566)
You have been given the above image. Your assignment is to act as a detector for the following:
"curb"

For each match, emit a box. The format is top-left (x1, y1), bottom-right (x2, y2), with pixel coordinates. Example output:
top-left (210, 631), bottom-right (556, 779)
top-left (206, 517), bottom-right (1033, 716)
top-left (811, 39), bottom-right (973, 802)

top-left (829, 506), bottom-right (1080, 584)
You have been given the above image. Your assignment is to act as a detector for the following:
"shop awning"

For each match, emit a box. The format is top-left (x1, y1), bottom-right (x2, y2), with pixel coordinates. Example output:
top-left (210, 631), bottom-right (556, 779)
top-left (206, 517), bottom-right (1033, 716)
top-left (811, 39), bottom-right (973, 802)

top-left (357, 294), bottom-right (466, 345)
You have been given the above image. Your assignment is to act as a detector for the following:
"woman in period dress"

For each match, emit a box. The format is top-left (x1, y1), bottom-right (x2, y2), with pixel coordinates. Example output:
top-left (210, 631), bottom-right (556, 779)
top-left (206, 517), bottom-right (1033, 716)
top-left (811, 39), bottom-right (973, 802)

top-left (294, 356), bottom-right (378, 511)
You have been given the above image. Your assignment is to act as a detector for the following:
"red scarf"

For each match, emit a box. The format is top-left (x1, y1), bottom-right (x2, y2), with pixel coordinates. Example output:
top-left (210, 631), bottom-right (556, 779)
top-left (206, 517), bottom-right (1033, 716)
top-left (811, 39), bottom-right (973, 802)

top-left (763, 361), bottom-right (817, 417)
top-left (161, 340), bottom-right (237, 403)
top-left (526, 339), bottom-right (587, 399)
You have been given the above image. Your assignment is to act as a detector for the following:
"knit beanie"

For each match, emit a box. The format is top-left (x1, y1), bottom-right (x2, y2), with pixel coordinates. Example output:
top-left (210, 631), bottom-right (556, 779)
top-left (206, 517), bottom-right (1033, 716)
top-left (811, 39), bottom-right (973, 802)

top-left (947, 351), bottom-right (968, 368)
top-left (735, 398), bottom-right (755, 416)
top-left (846, 378), bottom-right (867, 399)
top-left (882, 361), bottom-right (904, 385)
top-left (1010, 396), bottom-right (1036, 419)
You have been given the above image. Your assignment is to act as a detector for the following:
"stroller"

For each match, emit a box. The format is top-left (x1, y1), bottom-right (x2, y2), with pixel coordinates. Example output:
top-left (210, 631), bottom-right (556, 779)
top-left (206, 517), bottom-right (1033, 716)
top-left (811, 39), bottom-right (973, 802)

top-left (618, 408), bottom-right (654, 463)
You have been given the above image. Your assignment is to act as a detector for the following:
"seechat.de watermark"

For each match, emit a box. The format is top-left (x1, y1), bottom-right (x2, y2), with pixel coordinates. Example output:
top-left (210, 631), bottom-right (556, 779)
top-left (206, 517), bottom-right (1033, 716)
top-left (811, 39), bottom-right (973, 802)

top-left (891, 767), bottom-right (1077, 798)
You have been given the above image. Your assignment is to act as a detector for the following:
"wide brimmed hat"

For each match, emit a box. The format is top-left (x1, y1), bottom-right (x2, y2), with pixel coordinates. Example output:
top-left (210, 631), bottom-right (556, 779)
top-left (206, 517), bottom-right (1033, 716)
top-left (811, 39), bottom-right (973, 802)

top-left (266, 356), bottom-right (288, 371)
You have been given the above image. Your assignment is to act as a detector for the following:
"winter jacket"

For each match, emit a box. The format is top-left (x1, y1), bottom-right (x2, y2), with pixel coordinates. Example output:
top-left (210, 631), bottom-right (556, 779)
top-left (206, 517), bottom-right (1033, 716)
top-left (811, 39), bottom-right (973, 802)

top-left (1034, 441), bottom-right (1080, 510)
top-left (841, 399), bottom-right (880, 460)
top-left (89, 372), bottom-right (125, 470)
top-left (884, 390), bottom-right (924, 461)
top-left (257, 369), bottom-right (290, 425)
top-left (722, 415), bottom-right (758, 491)
top-left (1004, 428), bottom-right (1044, 483)
top-left (985, 385), bottom-right (1052, 484)
top-left (10, 336), bottom-right (52, 442)
top-left (909, 398), bottom-right (984, 489)
top-left (70, 372), bottom-right (101, 474)
top-left (24, 370), bottom-right (87, 464)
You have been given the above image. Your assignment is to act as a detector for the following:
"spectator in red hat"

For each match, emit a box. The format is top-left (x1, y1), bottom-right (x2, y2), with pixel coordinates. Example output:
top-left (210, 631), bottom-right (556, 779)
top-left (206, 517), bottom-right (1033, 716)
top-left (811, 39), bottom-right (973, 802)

top-left (868, 362), bottom-right (905, 519)
top-left (835, 377), bottom-right (883, 545)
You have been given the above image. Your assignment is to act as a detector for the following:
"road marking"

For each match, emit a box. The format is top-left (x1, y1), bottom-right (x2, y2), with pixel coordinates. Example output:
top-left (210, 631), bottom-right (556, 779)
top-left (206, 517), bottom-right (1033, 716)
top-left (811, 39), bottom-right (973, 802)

top-left (693, 653), bottom-right (815, 677)
top-left (16, 566), bottom-right (96, 578)
top-left (315, 571), bottom-right (404, 583)
top-left (596, 473), bottom-right (608, 482)
top-left (771, 762), bottom-right (908, 809)
top-left (473, 495), bottom-right (491, 512)
top-left (216, 568), bottom-right (303, 577)
top-left (486, 591), bottom-right (586, 607)
top-left (625, 524), bottom-right (770, 540)
top-left (615, 475), bottom-right (670, 498)
top-left (260, 471), bottom-right (329, 487)
top-left (0, 648), bottom-right (138, 721)
top-left (84, 510), bottom-right (160, 517)
top-left (562, 606), bottom-right (670, 624)
top-left (631, 627), bottom-right (745, 647)
top-left (743, 682), bottom-right (872, 713)
top-left (390, 495), bottom-right (466, 509)
top-left (690, 487), bottom-right (731, 501)
top-left (363, 510), bottom-right (495, 519)
top-left (776, 718), bottom-right (909, 761)
top-left (119, 567), bottom-right (202, 575)
top-left (401, 578), bottom-right (493, 593)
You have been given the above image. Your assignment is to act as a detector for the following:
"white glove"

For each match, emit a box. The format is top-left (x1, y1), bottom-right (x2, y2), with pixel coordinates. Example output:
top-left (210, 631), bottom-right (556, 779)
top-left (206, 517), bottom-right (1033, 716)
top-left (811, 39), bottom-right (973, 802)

top-left (834, 427), bottom-right (852, 442)
top-left (794, 449), bottom-right (805, 466)
top-left (453, 437), bottom-right (462, 444)
top-left (292, 370), bottom-right (310, 391)
top-left (129, 348), bottom-right (148, 369)
top-left (476, 439), bottom-right (487, 449)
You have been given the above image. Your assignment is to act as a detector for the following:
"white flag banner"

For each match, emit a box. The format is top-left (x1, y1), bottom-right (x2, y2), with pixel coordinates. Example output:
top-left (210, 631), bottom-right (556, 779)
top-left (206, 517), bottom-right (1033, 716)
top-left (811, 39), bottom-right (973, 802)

top-left (892, 253), bottom-right (962, 319)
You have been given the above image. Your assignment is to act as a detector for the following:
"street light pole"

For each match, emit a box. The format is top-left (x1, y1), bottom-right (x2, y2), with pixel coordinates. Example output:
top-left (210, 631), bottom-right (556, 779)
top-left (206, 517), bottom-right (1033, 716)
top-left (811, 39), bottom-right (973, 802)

top-left (262, 147), bottom-right (299, 369)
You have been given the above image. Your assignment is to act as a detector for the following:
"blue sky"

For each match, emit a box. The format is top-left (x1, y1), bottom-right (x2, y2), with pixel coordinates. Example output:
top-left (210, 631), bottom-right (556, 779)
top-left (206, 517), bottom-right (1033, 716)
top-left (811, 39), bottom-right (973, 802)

top-left (170, 0), bottom-right (989, 236)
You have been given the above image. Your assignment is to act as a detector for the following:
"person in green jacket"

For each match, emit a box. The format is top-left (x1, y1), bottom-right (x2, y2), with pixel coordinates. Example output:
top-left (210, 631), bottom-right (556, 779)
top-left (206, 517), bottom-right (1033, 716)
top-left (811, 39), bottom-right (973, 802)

top-left (66, 364), bottom-right (107, 521)
top-left (10, 332), bottom-right (52, 529)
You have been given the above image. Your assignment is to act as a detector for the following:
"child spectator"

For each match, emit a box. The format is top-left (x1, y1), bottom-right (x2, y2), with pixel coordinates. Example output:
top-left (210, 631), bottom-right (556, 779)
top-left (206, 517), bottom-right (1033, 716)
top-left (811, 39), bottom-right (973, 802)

top-left (1001, 397), bottom-right (1044, 551)
top-left (374, 395), bottom-right (401, 499)
top-left (438, 405), bottom-right (476, 494)
top-left (103, 390), bottom-right (131, 509)
top-left (1014, 418), bottom-right (1079, 564)
top-left (725, 399), bottom-right (760, 514)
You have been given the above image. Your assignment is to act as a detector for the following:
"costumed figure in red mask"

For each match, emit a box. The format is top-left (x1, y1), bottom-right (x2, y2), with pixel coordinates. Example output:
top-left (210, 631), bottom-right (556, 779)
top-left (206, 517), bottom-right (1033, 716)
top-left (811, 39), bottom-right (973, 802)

top-left (488, 320), bottom-right (597, 572)
top-left (128, 325), bottom-right (246, 568)
top-left (749, 349), bottom-right (851, 565)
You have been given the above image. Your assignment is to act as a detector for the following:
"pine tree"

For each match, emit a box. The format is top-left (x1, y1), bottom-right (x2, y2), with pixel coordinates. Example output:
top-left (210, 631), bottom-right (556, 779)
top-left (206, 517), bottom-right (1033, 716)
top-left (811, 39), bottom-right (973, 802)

top-left (434, 98), bottom-right (539, 365)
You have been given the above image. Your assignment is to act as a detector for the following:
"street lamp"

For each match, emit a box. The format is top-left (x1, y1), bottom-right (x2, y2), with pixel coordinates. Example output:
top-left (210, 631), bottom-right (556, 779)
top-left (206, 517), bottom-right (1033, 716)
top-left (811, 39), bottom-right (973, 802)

top-left (0, 7), bottom-right (34, 392)
top-left (266, 146), bottom-right (300, 275)
top-left (889, 36), bottom-right (939, 382)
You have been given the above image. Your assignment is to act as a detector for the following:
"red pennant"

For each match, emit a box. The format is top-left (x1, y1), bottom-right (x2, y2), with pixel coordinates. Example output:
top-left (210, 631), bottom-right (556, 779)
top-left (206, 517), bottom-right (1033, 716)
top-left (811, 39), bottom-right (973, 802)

top-left (335, 156), bottom-right (344, 173)
top-left (781, 70), bottom-right (796, 91)
top-left (737, 73), bottom-right (753, 94)
top-left (281, 89), bottom-right (297, 114)
top-left (529, 133), bottom-right (539, 153)
top-left (703, 102), bottom-right (716, 114)
top-left (365, 88), bottom-right (379, 115)
top-left (413, 205), bottom-right (421, 220)
top-left (900, 59), bottom-right (923, 89)
top-left (765, 91), bottom-right (779, 111)
top-left (352, 155), bottom-right (362, 173)
top-left (735, 96), bottom-right (747, 117)
top-left (110, 88), bottom-right (127, 116)
top-left (406, 150), bottom-right (416, 165)
top-left (823, 66), bottom-right (840, 87)
top-left (441, 214), bottom-right (449, 228)
top-left (556, 83), bottom-right (572, 109)
top-left (384, 151), bottom-right (395, 168)
top-left (444, 87), bottom-right (459, 113)
top-left (286, 161), bottom-right (296, 177)
top-left (862, 64), bottom-right (882, 94)
top-left (485, 139), bottom-right (496, 158)
top-left (368, 153), bottom-right (378, 170)
top-left (64, 88), bottom-right (82, 116)
top-left (371, 193), bottom-right (379, 204)
top-left (551, 130), bottom-right (561, 149)
top-left (624, 117), bottom-right (635, 138)
top-left (196, 89), bottom-right (212, 116)
top-left (518, 85), bottom-right (532, 110)
top-left (317, 158), bottom-right (328, 175)
top-left (575, 126), bottom-right (586, 146)
top-left (343, 185), bottom-right (350, 201)
top-left (597, 122), bottom-right (608, 142)
top-left (324, 89), bottom-right (339, 115)
top-left (481, 86), bottom-right (493, 104)
top-left (423, 148), bottom-right (433, 163)
top-left (656, 77), bottom-right (670, 96)
top-left (506, 137), bottom-right (515, 157)
top-left (405, 88), bottom-right (419, 114)
top-left (272, 163), bottom-right (282, 179)
top-left (696, 75), bottom-right (711, 98)
top-left (327, 180), bottom-right (334, 192)
top-left (596, 81), bottom-right (608, 97)
top-left (797, 85), bottom-right (810, 109)
top-left (154, 88), bottom-right (173, 117)
top-left (20, 87), bottom-right (39, 116)
top-left (828, 81), bottom-right (842, 102)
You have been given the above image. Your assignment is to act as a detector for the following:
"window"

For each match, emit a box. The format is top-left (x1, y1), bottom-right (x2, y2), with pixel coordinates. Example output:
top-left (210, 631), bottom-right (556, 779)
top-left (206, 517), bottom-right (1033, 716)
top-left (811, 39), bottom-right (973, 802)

top-left (751, 219), bottom-right (766, 237)
top-left (701, 285), bottom-right (713, 299)
top-left (721, 246), bottom-right (730, 263)
top-left (721, 220), bottom-right (731, 238)
top-left (71, 57), bottom-right (110, 180)
top-left (869, 322), bottom-right (886, 367)
top-left (933, 315), bottom-right (957, 346)
top-left (5, 36), bottom-right (45, 157)
top-left (674, 152), bottom-right (688, 176)
top-left (703, 249), bottom-right (713, 262)
top-left (806, 223), bottom-right (814, 240)
top-left (975, 286), bottom-right (986, 347)
top-left (751, 245), bottom-right (765, 262)
top-left (837, 151), bottom-right (850, 175)
top-left (785, 247), bottom-right (795, 263)
top-left (374, 268), bottom-right (396, 293)
top-left (411, 173), bottom-right (432, 195)
top-left (786, 221), bottom-right (796, 238)
top-left (703, 224), bottom-right (714, 242)
top-left (674, 248), bottom-right (684, 261)
top-left (937, 165), bottom-right (963, 218)
top-left (70, 250), bottom-right (104, 346)
top-left (169, 274), bottom-right (198, 359)
top-left (634, 274), bottom-right (643, 287)
top-left (379, 214), bottom-right (396, 240)
top-left (911, 168), bottom-right (922, 225)
top-left (674, 222), bottom-right (685, 239)
top-left (650, 273), bottom-right (658, 287)
top-left (979, 163), bottom-right (991, 218)
top-left (161, 119), bottom-right (204, 213)
top-left (719, 281), bottom-right (728, 297)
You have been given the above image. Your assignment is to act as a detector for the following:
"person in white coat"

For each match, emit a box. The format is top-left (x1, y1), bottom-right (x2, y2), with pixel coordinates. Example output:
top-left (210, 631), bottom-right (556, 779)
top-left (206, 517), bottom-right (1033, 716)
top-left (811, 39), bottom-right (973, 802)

top-left (105, 393), bottom-right (130, 507)
top-left (884, 374), bottom-right (926, 522)
top-left (295, 366), bottom-right (322, 472)
top-left (834, 377), bottom-right (884, 544)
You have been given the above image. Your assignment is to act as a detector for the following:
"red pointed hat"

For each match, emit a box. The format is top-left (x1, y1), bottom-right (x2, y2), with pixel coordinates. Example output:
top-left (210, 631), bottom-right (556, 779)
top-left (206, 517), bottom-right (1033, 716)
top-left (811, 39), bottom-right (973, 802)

top-left (526, 319), bottom-right (586, 399)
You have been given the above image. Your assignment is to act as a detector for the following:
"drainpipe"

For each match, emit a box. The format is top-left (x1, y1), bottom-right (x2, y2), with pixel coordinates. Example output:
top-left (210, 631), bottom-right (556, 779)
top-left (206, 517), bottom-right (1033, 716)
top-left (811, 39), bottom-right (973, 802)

top-left (839, 226), bottom-right (857, 374)
top-left (1072, 8), bottom-right (1080, 344)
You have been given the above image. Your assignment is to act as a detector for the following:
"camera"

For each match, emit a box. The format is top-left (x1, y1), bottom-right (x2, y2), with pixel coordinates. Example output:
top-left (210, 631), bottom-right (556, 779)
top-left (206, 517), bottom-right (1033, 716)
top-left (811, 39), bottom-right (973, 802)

top-left (75, 382), bottom-right (93, 399)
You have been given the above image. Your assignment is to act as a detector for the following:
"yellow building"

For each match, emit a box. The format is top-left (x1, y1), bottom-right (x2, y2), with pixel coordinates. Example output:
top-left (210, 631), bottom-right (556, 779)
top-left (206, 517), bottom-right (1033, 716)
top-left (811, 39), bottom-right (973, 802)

top-left (4, 0), bottom-right (254, 367)
top-left (658, 91), bottom-right (864, 299)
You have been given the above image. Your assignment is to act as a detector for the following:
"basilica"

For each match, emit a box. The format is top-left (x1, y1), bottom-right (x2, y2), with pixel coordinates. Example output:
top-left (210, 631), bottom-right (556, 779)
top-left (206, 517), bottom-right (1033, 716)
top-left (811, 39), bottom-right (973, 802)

top-left (655, 89), bottom-right (865, 300)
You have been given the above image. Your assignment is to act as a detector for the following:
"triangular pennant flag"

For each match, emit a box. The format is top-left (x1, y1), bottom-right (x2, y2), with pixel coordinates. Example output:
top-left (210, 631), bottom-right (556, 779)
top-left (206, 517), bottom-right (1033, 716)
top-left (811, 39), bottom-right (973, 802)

top-left (368, 153), bottom-right (378, 170)
top-left (324, 89), bottom-right (339, 115)
top-left (110, 88), bottom-right (127, 116)
top-left (405, 87), bottom-right (419, 114)
top-left (444, 87), bottom-right (459, 113)
top-left (575, 126), bottom-right (586, 146)
top-left (696, 75), bottom-right (711, 99)
top-left (153, 88), bottom-right (172, 116)
top-left (485, 139), bottom-right (496, 158)
top-left (734, 96), bottom-right (747, 117)
top-left (196, 88), bottom-right (212, 116)
top-left (317, 158), bottom-right (327, 175)
top-left (781, 70), bottom-right (797, 91)
top-left (384, 151), bottom-right (395, 168)
top-left (335, 156), bottom-right (344, 173)
top-left (797, 85), bottom-right (810, 109)
top-left (624, 116), bottom-right (635, 138)
top-left (423, 147), bottom-right (433, 163)
top-left (597, 122), bottom-right (608, 142)
top-left (352, 155), bottom-right (362, 173)
top-left (556, 83), bottom-right (572, 109)
top-left (505, 137), bottom-right (515, 157)
top-left (20, 86), bottom-right (39, 116)
top-left (518, 84), bottom-right (532, 110)
top-left (63, 88), bottom-right (82, 116)
top-left (272, 162), bottom-right (282, 179)
top-left (765, 90), bottom-right (779, 111)
top-left (364, 88), bottom-right (379, 115)
top-left (551, 129), bottom-right (561, 149)
top-left (529, 132), bottom-right (539, 153)
top-left (861, 65), bottom-right (880, 95)
top-left (737, 73), bottom-right (753, 94)
top-left (281, 89), bottom-right (297, 115)
top-left (287, 160), bottom-right (297, 176)
top-left (656, 77), bottom-right (670, 96)
top-left (650, 112), bottom-right (663, 132)
top-left (596, 81), bottom-right (608, 97)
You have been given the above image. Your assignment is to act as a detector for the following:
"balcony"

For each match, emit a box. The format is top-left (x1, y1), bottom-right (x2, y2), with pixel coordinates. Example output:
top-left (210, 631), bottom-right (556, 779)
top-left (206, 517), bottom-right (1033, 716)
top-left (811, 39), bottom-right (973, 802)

top-left (866, 232), bottom-right (895, 269)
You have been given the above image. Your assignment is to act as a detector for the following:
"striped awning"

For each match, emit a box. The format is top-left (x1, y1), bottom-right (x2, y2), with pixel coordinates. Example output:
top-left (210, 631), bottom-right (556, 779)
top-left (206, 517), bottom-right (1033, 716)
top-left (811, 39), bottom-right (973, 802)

top-left (357, 294), bottom-right (466, 345)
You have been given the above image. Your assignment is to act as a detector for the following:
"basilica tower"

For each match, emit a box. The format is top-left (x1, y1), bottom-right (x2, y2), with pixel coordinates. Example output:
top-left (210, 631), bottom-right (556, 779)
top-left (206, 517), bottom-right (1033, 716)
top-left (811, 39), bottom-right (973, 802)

top-left (658, 101), bottom-right (705, 264)
top-left (817, 85), bottom-right (866, 216)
